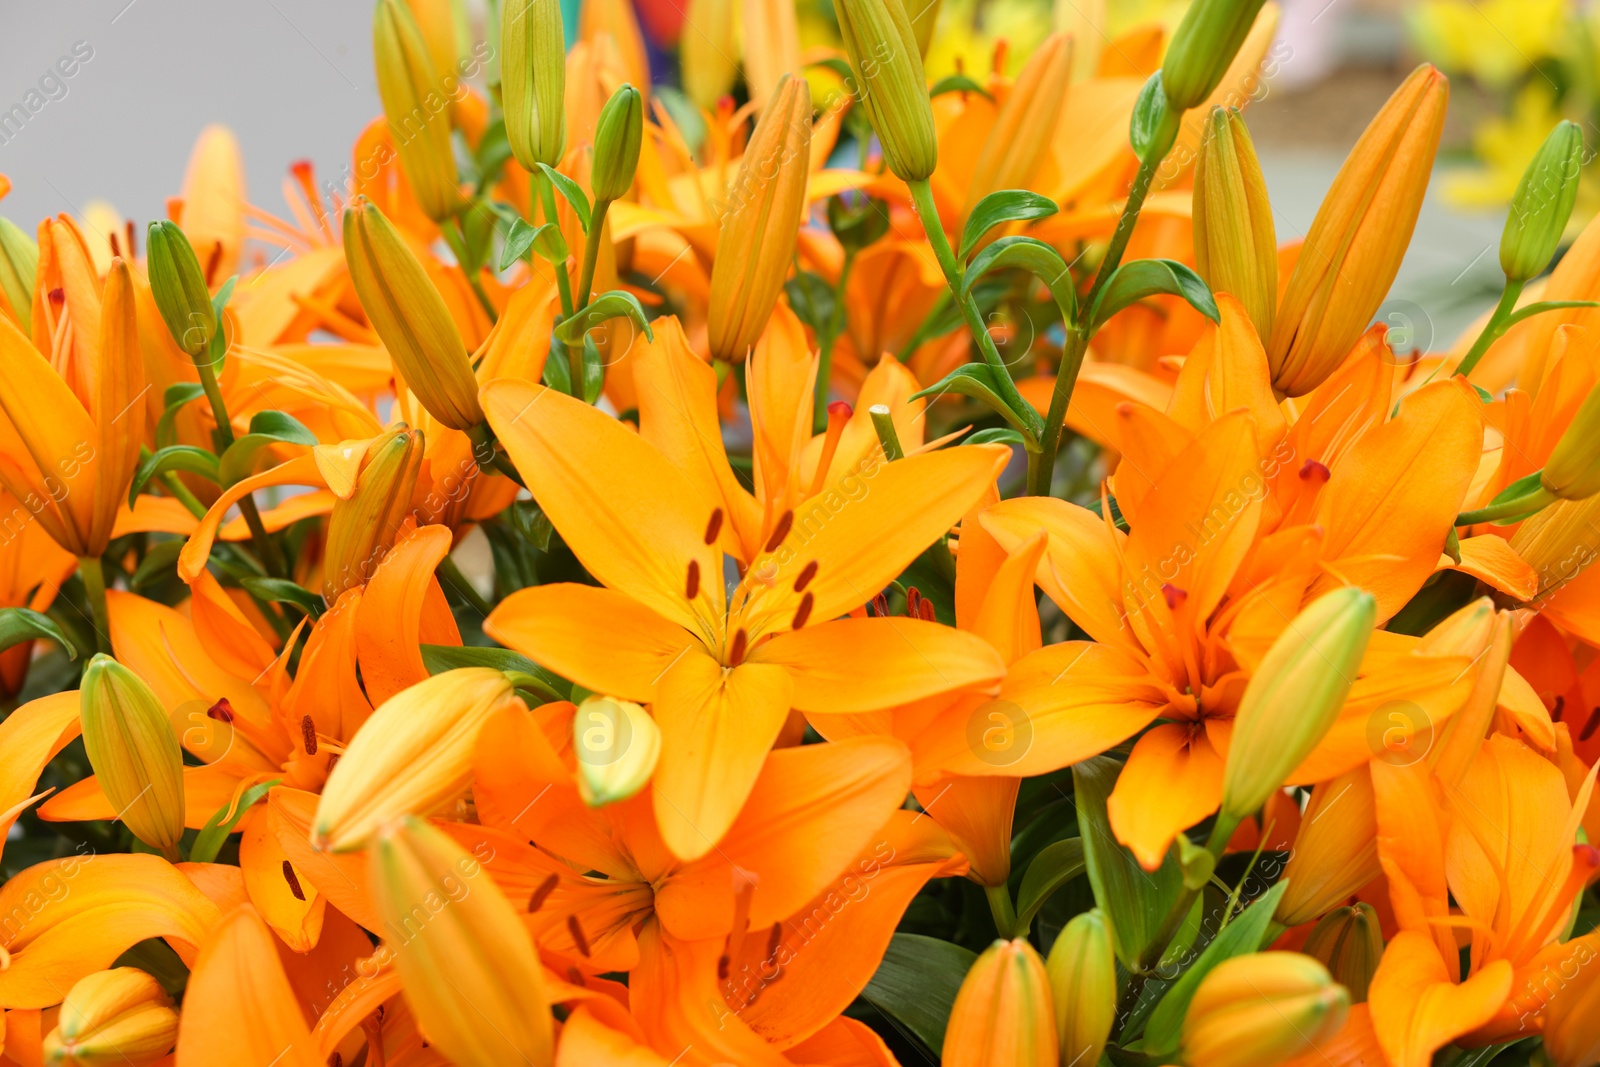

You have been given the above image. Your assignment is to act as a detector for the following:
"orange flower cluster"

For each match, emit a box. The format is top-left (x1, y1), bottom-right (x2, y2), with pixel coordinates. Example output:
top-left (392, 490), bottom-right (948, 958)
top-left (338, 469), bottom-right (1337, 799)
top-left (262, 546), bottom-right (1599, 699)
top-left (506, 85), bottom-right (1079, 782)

top-left (0, 1), bottom-right (1599, 1066)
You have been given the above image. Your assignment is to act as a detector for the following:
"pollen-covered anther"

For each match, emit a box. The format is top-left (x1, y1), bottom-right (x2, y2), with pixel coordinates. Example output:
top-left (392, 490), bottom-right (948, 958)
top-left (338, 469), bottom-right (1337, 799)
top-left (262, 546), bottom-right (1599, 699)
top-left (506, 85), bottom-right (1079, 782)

top-left (1162, 584), bottom-right (1188, 611)
top-left (282, 860), bottom-right (306, 901)
top-left (794, 560), bottom-right (818, 592)
top-left (528, 872), bottom-right (559, 913)
top-left (792, 592), bottom-right (815, 630)
top-left (729, 628), bottom-right (748, 666)
top-left (765, 510), bottom-right (794, 553)
top-left (1299, 459), bottom-right (1331, 483)
top-left (566, 914), bottom-right (592, 957)
top-left (686, 559), bottom-right (701, 600)
top-left (301, 714), bottom-right (319, 755)
top-left (704, 507), bottom-right (724, 545)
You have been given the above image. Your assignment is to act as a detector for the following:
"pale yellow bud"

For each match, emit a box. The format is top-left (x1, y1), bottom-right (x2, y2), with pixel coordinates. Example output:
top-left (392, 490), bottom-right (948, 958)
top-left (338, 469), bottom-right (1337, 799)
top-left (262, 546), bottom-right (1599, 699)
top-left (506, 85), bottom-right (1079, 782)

top-left (1045, 909), bottom-right (1115, 1067)
top-left (1194, 107), bottom-right (1277, 340)
top-left (573, 696), bottom-right (660, 806)
top-left (1183, 953), bottom-right (1349, 1067)
top-left (43, 968), bottom-right (177, 1067)
top-left (323, 426), bottom-right (425, 601)
top-left (373, 0), bottom-right (463, 222)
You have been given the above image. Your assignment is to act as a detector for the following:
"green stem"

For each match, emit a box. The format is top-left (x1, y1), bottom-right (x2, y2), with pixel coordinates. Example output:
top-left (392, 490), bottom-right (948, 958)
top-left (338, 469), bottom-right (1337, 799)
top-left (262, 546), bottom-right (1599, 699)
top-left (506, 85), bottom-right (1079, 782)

top-left (1454, 278), bottom-right (1525, 380)
top-left (195, 358), bottom-right (285, 578)
top-left (985, 883), bottom-right (1018, 939)
top-left (1027, 332), bottom-right (1089, 496)
top-left (814, 249), bottom-right (858, 431)
top-left (869, 404), bottom-right (904, 461)
top-left (78, 555), bottom-right (110, 656)
top-left (536, 173), bottom-right (577, 319)
top-left (1133, 814), bottom-right (1241, 975)
top-left (1456, 483), bottom-right (1557, 526)
top-left (576, 198), bottom-right (612, 310)
top-left (1083, 152), bottom-right (1162, 315)
top-left (441, 219), bottom-right (498, 324)
top-left (906, 178), bottom-right (1040, 452)
top-left (159, 472), bottom-right (207, 518)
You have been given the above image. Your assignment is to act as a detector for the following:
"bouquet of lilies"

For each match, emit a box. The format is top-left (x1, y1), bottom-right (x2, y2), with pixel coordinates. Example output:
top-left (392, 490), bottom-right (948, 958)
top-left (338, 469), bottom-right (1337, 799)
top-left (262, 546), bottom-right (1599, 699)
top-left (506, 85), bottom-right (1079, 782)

top-left (4, 0), bottom-right (1600, 1065)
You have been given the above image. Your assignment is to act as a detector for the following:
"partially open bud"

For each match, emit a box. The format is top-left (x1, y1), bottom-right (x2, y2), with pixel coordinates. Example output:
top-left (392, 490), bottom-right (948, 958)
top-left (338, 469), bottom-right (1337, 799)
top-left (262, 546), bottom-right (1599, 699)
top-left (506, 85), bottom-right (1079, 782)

top-left (1184, 953), bottom-right (1348, 1067)
top-left (1220, 588), bottom-right (1375, 825)
top-left (1275, 767), bottom-right (1380, 927)
top-left (501, 0), bottom-right (566, 172)
top-left (373, 0), bottom-right (463, 222)
top-left (371, 816), bottom-right (554, 1067)
top-left (707, 73), bottom-right (812, 363)
top-left (573, 695), bottom-right (660, 807)
top-left (314, 668), bottom-right (522, 851)
top-left (79, 655), bottom-right (185, 860)
top-left (966, 33), bottom-right (1073, 209)
top-left (591, 84), bottom-right (644, 203)
top-left (833, 0), bottom-right (937, 182)
top-left (145, 221), bottom-right (216, 361)
top-left (1194, 107), bottom-right (1277, 340)
top-left (323, 426), bottom-right (425, 600)
top-left (1511, 494), bottom-right (1600, 605)
top-left (1045, 910), bottom-right (1115, 1067)
top-left (1268, 65), bottom-right (1448, 396)
top-left (0, 216), bottom-right (38, 334)
top-left (1542, 934), bottom-right (1600, 1067)
top-left (1502, 121), bottom-right (1583, 284)
top-left (1161, 0), bottom-right (1270, 111)
top-left (42, 967), bottom-right (178, 1067)
top-left (942, 938), bottom-right (1058, 1067)
top-left (1301, 904), bottom-right (1382, 1003)
top-left (344, 197), bottom-right (484, 431)
top-left (1541, 383), bottom-right (1600, 501)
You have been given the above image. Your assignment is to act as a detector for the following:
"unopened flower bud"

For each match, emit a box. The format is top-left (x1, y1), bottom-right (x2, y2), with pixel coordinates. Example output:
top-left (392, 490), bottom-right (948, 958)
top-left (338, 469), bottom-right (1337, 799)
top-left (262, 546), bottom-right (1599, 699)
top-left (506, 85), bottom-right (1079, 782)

top-left (1542, 933), bottom-right (1600, 1067)
top-left (1160, 0), bottom-right (1270, 111)
top-left (1183, 953), bottom-right (1349, 1067)
top-left (833, 0), bottom-right (937, 182)
top-left (0, 216), bottom-right (38, 334)
top-left (681, 0), bottom-right (738, 108)
top-left (42, 968), bottom-right (178, 1067)
top-left (344, 197), bottom-right (484, 431)
top-left (1194, 107), bottom-right (1277, 340)
top-left (371, 816), bottom-right (554, 1067)
top-left (1045, 910), bottom-right (1115, 1067)
top-left (573, 695), bottom-right (660, 807)
top-left (79, 655), bottom-right (186, 860)
top-left (591, 84), bottom-right (643, 202)
top-left (966, 33), bottom-right (1073, 208)
top-left (1301, 904), bottom-right (1383, 1003)
top-left (1275, 767), bottom-right (1380, 927)
top-left (501, 0), bottom-right (566, 171)
top-left (373, 0), bottom-right (463, 222)
top-left (942, 938), bottom-right (1057, 1066)
top-left (708, 73), bottom-right (812, 362)
top-left (1502, 121), bottom-right (1583, 284)
top-left (314, 668), bottom-right (522, 851)
top-left (145, 221), bottom-right (216, 361)
top-left (1221, 588), bottom-right (1375, 824)
top-left (1542, 383), bottom-right (1600, 501)
top-left (323, 426), bottom-right (425, 600)
top-left (1511, 494), bottom-right (1600, 605)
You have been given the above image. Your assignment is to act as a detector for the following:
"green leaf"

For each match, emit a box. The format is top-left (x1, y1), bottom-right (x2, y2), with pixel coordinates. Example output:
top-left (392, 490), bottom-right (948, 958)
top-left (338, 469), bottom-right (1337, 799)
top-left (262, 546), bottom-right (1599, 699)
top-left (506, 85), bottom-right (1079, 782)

top-left (0, 607), bottom-right (76, 659)
top-left (156, 383), bottom-right (207, 449)
top-left (247, 411), bottom-right (318, 446)
top-left (580, 332), bottom-right (606, 404)
top-left (239, 576), bottom-right (323, 616)
top-left (1503, 299), bottom-right (1600, 329)
top-left (537, 163), bottom-right (592, 233)
top-left (963, 235), bottom-right (1079, 328)
top-left (930, 73), bottom-right (992, 100)
top-left (500, 219), bottom-right (566, 270)
top-left (1136, 880), bottom-right (1291, 1057)
top-left (543, 332), bottom-right (572, 395)
top-left (911, 364), bottom-right (1041, 438)
top-left (216, 411), bottom-right (317, 486)
top-left (784, 272), bottom-right (836, 335)
top-left (420, 643), bottom-right (572, 703)
top-left (1014, 837), bottom-right (1085, 934)
top-left (959, 191), bottom-right (1058, 260)
top-left (189, 778), bottom-right (280, 864)
top-left (860, 934), bottom-right (977, 1054)
top-left (1073, 756), bottom-right (1186, 968)
top-left (555, 290), bottom-right (654, 345)
top-left (965, 427), bottom-right (1026, 446)
top-left (1088, 258), bottom-right (1219, 332)
top-left (1129, 73), bottom-right (1177, 162)
top-left (507, 501), bottom-right (555, 552)
top-left (128, 445), bottom-right (220, 508)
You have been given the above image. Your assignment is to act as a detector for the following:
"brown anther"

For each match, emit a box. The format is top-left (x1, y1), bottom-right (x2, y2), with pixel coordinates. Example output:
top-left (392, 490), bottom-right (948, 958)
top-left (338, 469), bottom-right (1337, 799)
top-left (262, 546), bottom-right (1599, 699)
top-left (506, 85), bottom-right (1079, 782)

top-left (792, 592), bottom-right (814, 630)
top-left (1299, 459), bottom-right (1331, 483)
top-left (918, 599), bottom-right (935, 622)
top-left (1161, 584), bottom-right (1188, 610)
top-left (718, 953), bottom-right (731, 980)
top-left (704, 507), bottom-right (724, 545)
top-left (1582, 707), bottom-right (1600, 742)
top-left (566, 966), bottom-right (586, 986)
top-left (1553, 695), bottom-right (1566, 720)
top-left (729, 628), bottom-right (748, 666)
top-left (766, 922), bottom-right (783, 961)
top-left (527, 872), bottom-right (559, 913)
top-left (301, 715), bottom-right (319, 755)
top-left (109, 232), bottom-right (121, 258)
top-left (330, 1054), bottom-right (342, 1067)
top-left (870, 593), bottom-right (889, 618)
top-left (794, 560), bottom-right (818, 592)
top-left (206, 698), bottom-right (235, 722)
top-left (765, 510), bottom-right (794, 553)
top-left (282, 860), bottom-right (305, 901)
top-left (566, 914), bottom-right (591, 957)
top-left (906, 587), bottom-right (922, 618)
top-left (686, 559), bottom-right (701, 600)
top-left (326, 754), bottom-right (340, 773)
top-left (125, 219), bottom-right (136, 258)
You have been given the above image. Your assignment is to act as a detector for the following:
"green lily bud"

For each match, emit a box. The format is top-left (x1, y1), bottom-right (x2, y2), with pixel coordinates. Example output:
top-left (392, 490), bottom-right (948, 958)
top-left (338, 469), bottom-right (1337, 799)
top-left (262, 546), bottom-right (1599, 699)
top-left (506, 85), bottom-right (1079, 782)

top-left (501, 0), bottom-right (566, 172)
top-left (833, 0), bottom-right (937, 182)
top-left (0, 216), bottom-right (38, 335)
top-left (145, 221), bottom-right (216, 361)
top-left (1045, 909), bottom-right (1116, 1067)
top-left (1542, 382), bottom-right (1600, 501)
top-left (1194, 107), bottom-right (1277, 340)
top-left (374, 0), bottom-right (463, 222)
top-left (80, 654), bottom-right (186, 860)
top-left (1160, 0), bottom-right (1270, 111)
top-left (1502, 121), bottom-right (1584, 284)
top-left (1301, 903), bottom-right (1383, 1003)
top-left (591, 84), bottom-right (644, 203)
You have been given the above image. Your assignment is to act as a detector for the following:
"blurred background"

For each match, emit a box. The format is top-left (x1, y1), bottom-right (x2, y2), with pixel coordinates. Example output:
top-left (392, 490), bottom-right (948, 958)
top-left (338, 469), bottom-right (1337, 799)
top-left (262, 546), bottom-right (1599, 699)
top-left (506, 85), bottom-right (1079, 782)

top-left (0, 0), bottom-right (1589, 342)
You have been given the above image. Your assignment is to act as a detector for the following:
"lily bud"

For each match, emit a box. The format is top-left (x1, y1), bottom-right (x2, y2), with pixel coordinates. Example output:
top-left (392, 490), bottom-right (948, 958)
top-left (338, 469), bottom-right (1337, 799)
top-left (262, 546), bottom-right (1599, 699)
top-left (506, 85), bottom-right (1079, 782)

top-left (707, 73), bottom-right (812, 363)
top-left (373, 0), bottom-right (463, 222)
top-left (1183, 953), bottom-right (1349, 1067)
top-left (742, 0), bottom-right (803, 106)
top-left (372, 816), bottom-right (554, 1067)
top-left (314, 668), bottom-right (522, 851)
top-left (591, 84), bottom-right (644, 202)
top-left (1045, 910), bottom-right (1115, 1067)
top-left (1541, 383), bottom-right (1600, 501)
top-left (910, 0), bottom-right (941, 57)
top-left (0, 216), bottom-right (37, 334)
top-left (1511, 494), bottom-right (1600, 605)
top-left (1161, 0), bottom-right (1270, 111)
top-left (323, 426), bottom-right (425, 600)
top-left (681, 0), bottom-right (738, 108)
top-left (1268, 65), bottom-right (1448, 396)
top-left (79, 655), bottom-right (186, 860)
top-left (501, 0), bottom-right (566, 171)
top-left (942, 938), bottom-right (1058, 1067)
top-left (1220, 588), bottom-right (1375, 824)
top-left (833, 0), bottom-right (937, 182)
top-left (344, 197), bottom-right (484, 431)
top-left (573, 695), bottom-right (660, 807)
top-left (966, 33), bottom-right (1073, 208)
top-left (1275, 768), bottom-right (1380, 927)
top-left (1301, 904), bottom-right (1382, 1003)
top-left (1502, 121), bottom-right (1583, 284)
top-left (42, 967), bottom-right (178, 1067)
top-left (1542, 934), bottom-right (1600, 1067)
top-left (1194, 107), bottom-right (1277, 340)
top-left (145, 221), bottom-right (216, 361)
